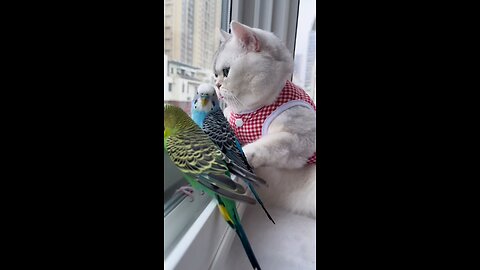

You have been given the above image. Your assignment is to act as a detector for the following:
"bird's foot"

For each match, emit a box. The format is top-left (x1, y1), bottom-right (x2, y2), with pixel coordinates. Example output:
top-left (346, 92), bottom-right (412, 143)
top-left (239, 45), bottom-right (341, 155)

top-left (176, 185), bottom-right (195, 202)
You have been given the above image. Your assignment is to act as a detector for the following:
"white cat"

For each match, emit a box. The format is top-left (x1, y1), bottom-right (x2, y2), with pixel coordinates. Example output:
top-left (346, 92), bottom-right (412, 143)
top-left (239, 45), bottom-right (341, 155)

top-left (213, 21), bottom-right (316, 218)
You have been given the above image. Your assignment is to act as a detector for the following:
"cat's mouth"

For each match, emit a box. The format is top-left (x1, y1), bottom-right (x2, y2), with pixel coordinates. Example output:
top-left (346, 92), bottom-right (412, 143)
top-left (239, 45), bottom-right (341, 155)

top-left (216, 89), bottom-right (225, 100)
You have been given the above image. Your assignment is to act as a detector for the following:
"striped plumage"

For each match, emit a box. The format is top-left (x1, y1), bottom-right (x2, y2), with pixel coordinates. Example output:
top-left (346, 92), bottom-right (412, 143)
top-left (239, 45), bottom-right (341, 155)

top-left (164, 103), bottom-right (262, 270)
top-left (202, 110), bottom-right (252, 170)
top-left (190, 85), bottom-right (274, 224)
top-left (201, 110), bottom-right (275, 224)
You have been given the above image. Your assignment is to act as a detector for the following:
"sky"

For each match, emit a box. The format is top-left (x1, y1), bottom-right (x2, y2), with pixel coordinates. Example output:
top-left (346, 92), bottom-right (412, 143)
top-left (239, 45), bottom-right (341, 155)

top-left (294, 0), bottom-right (316, 85)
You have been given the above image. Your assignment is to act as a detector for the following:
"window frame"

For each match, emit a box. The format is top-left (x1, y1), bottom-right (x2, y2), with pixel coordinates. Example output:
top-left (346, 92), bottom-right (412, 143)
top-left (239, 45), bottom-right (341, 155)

top-left (163, 0), bottom-right (232, 266)
top-left (164, 176), bottom-right (250, 270)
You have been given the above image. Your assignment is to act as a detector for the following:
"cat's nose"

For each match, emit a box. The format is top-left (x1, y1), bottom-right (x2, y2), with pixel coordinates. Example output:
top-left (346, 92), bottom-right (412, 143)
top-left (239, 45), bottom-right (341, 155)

top-left (216, 82), bottom-right (222, 89)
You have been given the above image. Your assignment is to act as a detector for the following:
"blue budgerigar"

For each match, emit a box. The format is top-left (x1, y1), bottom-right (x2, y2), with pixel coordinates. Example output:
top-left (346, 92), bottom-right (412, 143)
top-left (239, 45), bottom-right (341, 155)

top-left (191, 84), bottom-right (275, 224)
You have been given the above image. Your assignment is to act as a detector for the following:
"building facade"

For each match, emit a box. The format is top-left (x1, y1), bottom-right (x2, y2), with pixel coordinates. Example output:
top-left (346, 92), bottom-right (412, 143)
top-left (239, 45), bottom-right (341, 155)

top-left (164, 0), bottom-right (222, 70)
top-left (311, 58), bottom-right (316, 104)
top-left (164, 57), bottom-right (215, 115)
top-left (304, 18), bottom-right (316, 95)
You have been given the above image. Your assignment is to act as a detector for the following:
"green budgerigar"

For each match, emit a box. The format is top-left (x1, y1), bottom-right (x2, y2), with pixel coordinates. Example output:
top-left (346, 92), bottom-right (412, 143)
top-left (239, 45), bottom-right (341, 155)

top-left (164, 103), bottom-right (262, 270)
top-left (191, 84), bottom-right (274, 224)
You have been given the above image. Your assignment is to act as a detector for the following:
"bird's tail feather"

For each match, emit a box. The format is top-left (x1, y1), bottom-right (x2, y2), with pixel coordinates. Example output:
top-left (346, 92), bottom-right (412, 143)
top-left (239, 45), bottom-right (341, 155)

top-left (228, 161), bottom-right (267, 186)
top-left (217, 195), bottom-right (262, 270)
top-left (233, 212), bottom-right (262, 270)
top-left (246, 182), bottom-right (275, 224)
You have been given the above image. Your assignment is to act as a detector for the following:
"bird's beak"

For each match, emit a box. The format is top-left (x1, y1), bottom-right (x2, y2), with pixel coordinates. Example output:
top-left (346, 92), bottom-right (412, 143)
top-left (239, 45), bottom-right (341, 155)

top-left (201, 97), bottom-right (208, 107)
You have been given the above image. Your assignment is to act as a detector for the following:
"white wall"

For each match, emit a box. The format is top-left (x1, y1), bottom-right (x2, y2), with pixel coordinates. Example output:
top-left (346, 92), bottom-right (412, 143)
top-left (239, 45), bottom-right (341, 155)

top-left (165, 62), bottom-right (214, 102)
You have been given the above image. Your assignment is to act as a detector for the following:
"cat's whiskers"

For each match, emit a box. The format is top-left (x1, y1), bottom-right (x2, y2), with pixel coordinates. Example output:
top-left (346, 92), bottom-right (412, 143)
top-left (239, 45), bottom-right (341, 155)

top-left (221, 89), bottom-right (240, 111)
top-left (229, 96), bottom-right (242, 111)
top-left (233, 95), bottom-right (246, 110)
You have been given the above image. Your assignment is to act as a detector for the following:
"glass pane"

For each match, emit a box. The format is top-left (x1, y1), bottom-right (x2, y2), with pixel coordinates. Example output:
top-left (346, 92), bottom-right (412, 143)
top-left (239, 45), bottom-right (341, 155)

top-left (164, 0), bottom-right (224, 213)
top-left (163, 151), bottom-right (187, 215)
top-left (293, 0), bottom-right (316, 104)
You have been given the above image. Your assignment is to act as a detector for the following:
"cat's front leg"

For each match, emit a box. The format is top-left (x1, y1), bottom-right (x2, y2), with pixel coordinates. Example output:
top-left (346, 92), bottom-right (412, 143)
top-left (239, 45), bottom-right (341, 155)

top-left (242, 132), bottom-right (311, 169)
top-left (243, 106), bottom-right (316, 169)
top-left (242, 141), bottom-right (270, 169)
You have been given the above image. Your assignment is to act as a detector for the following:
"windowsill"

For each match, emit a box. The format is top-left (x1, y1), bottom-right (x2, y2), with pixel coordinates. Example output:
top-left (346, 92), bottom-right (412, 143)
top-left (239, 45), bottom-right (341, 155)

top-left (215, 205), bottom-right (316, 270)
top-left (164, 194), bottom-right (317, 270)
top-left (164, 190), bottom-right (211, 259)
top-left (164, 175), bottom-right (249, 270)
top-left (164, 193), bottom-right (248, 270)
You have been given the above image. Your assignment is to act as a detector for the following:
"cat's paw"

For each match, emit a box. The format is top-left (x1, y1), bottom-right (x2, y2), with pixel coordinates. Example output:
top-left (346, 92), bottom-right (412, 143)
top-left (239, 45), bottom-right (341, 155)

top-left (242, 144), bottom-right (265, 168)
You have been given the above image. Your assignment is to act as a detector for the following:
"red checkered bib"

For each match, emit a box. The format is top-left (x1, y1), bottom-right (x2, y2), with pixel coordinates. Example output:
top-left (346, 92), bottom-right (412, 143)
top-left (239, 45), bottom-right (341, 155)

top-left (229, 80), bottom-right (316, 165)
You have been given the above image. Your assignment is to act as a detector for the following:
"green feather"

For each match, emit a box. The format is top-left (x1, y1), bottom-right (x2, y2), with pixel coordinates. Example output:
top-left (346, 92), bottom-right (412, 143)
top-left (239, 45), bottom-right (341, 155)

top-left (164, 104), bottom-right (255, 204)
top-left (164, 103), bottom-right (262, 269)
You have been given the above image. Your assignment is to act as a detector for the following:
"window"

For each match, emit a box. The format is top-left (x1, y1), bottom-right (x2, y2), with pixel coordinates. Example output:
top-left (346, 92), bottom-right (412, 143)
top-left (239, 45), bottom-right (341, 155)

top-left (165, 39), bottom-right (172, 51)
top-left (165, 4), bottom-right (173, 16)
top-left (292, 0), bottom-right (316, 104)
top-left (164, 0), bottom-right (225, 261)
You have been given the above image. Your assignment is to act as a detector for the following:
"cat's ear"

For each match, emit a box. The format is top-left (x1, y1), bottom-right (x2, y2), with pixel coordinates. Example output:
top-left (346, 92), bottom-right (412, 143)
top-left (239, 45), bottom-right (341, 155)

top-left (219, 29), bottom-right (230, 42)
top-left (230, 21), bottom-right (260, 52)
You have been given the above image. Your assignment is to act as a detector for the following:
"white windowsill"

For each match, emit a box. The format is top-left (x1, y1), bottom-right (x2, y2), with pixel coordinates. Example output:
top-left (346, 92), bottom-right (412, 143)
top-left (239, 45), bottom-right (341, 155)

top-left (164, 180), bottom-right (248, 270)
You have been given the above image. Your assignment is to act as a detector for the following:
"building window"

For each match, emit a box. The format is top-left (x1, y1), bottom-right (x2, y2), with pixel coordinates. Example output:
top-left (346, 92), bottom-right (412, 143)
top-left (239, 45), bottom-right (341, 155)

top-left (163, 0), bottom-right (227, 261)
top-left (292, 0), bottom-right (316, 103)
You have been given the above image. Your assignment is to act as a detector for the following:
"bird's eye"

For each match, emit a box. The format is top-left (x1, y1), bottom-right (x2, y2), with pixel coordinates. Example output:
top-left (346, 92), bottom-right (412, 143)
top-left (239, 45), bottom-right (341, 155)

top-left (223, 67), bottom-right (230, 77)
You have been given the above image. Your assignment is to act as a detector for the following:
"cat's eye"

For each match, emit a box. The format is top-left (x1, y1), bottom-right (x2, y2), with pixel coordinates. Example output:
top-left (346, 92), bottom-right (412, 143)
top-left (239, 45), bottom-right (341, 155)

top-left (214, 73), bottom-right (218, 78)
top-left (223, 67), bottom-right (230, 77)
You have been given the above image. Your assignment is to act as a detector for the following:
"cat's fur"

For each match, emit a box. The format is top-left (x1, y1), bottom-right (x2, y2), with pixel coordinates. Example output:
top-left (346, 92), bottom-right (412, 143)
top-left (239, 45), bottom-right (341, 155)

top-left (213, 21), bottom-right (316, 218)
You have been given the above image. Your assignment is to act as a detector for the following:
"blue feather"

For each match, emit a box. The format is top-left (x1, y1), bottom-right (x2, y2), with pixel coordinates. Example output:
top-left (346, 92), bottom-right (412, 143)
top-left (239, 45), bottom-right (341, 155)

top-left (191, 109), bottom-right (209, 127)
top-left (190, 84), bottom-right (275, 224)
top-left (191, 85), bottom-right (220, 127)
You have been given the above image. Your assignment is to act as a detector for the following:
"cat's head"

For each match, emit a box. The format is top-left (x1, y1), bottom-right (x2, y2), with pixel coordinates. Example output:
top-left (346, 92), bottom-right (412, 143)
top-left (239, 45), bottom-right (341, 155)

top-left (213, 21), bottom-right (293, 113)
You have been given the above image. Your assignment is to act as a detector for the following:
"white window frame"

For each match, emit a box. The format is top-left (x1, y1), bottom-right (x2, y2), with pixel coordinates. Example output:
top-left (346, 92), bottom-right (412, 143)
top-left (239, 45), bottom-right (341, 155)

top-left (164, 1), bottom-right (300, 269)
top-left (163, 0), bottom-right (233, 266)
top-left (164, 181), bottom-right (249, 270)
